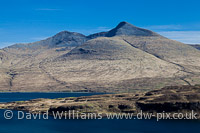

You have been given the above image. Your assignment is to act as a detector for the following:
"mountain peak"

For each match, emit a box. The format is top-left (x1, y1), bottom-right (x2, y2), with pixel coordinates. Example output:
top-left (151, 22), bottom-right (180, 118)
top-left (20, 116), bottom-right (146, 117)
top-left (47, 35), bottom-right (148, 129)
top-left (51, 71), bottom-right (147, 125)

top-left (105, 21), bottom-right (159, 37)
top-left (115, 21), bottom-right (134, 29)
top-left (87, 21), bottom-right (160, 39)
top-left (55, 30), bottom-right (86, 37)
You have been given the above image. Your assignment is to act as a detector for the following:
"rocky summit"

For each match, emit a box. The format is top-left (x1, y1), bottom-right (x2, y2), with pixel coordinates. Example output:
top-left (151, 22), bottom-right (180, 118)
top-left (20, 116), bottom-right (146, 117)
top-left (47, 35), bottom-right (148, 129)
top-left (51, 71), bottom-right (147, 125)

top-left (0, 22), bottom-right (200, 92)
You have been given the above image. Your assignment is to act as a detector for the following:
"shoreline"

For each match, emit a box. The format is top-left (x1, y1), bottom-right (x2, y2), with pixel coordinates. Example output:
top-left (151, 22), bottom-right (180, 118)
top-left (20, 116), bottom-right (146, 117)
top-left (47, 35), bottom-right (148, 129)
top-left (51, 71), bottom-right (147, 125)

top-left (0, 85), bottom-right (200, 120)
top-left (0, 91), bottom-right (109, 94)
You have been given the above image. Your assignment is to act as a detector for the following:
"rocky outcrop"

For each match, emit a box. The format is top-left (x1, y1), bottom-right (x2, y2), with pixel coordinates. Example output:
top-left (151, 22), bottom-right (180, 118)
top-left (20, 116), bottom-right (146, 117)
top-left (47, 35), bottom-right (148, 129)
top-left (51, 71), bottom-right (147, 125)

top-left (0, 93), bottom-right (140, 115)
top-left (136, 85), bottom-right (200, 113)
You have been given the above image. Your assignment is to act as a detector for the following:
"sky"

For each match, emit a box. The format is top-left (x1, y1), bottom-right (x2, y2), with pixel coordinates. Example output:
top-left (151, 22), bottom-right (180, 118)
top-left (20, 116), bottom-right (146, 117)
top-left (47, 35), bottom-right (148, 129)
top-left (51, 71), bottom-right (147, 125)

top-left (0, 0), bottom-right (200, 48)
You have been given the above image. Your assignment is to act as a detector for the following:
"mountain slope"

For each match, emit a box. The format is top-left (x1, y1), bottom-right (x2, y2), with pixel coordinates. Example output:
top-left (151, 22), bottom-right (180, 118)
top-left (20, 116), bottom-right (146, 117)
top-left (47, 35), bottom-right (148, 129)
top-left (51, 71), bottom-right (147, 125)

top-left (0, 50), bottom-right (5, 64)
top-left (1, 31), bottom-right (88, 69)
top-left (2, 31), bottom-right (88, 66)
top-left (38, 37), bottom-right (184, 92)
top-left (122, 36), bottom-right (200, 67)
top-left (0, 31), bottom-right (89, 91)
top-left (43, 37), bottom-right (180, 82)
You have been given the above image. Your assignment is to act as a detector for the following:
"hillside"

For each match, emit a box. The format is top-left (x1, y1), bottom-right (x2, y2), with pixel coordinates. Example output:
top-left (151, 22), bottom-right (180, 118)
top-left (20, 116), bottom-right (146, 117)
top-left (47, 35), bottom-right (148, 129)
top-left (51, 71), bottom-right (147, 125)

top-left (43, 37), bottom-right (180, 83)
top-left (0, 22), bottom-right (200, 92)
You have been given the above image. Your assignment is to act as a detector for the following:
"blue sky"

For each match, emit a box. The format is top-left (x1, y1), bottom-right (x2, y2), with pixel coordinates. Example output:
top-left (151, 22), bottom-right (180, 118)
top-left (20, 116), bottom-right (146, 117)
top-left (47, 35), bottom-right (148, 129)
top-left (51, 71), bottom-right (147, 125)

top-left (0, 0), bottom-right (200, 48)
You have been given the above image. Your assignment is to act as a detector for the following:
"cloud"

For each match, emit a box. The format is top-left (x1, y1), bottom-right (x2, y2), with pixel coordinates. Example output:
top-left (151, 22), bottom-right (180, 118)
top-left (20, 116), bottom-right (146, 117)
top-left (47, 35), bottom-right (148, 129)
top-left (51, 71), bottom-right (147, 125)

top-left (144, 23), bottom-right (200, 44)
top-left (145, 23), bottom-right (200, 31)
top-left (95, 27), bottom-right (111, 31)
top-left (30, 37), bottom-right (48, 41)
top-left (146, 25), bottom-right (182, 31)
top-left (71, 27), bottom-right (111, 35)
top-left (158, 31), bottom-right (200, 44)
top-left (35, 8), bottom-right (62, 11)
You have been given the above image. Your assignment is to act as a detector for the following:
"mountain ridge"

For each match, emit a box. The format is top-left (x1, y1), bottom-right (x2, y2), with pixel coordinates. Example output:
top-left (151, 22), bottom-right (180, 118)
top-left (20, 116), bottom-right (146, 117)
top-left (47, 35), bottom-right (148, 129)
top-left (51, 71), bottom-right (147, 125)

top-left (3, 21), bottom-right (161, 50)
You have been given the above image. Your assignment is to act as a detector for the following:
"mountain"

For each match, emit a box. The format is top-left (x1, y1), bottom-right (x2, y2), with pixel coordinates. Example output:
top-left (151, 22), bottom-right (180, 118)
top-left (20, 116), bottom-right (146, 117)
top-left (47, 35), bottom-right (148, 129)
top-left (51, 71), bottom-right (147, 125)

top-left (0, 21), bottom-right (200, 92)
